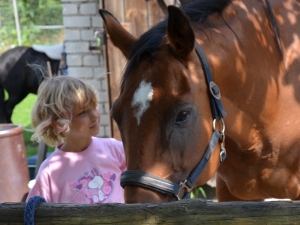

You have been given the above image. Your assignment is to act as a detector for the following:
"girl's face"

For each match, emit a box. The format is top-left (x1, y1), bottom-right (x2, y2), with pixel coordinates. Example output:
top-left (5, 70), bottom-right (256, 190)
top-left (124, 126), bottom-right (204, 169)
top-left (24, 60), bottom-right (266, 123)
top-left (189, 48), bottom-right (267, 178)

top-left (66, 105), bottom-right (101, 140)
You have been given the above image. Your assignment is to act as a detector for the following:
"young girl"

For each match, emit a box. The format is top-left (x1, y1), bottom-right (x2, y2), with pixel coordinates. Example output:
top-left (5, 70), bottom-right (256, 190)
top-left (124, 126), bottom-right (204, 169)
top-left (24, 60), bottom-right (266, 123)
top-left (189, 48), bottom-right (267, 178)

top-left (26, 76), bottom-right (126, 204)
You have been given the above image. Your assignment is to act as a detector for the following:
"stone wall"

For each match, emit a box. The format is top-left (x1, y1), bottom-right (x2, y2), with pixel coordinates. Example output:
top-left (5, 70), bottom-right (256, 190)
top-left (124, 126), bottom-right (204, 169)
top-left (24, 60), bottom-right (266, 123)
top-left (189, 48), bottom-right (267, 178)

top-left (61, 0), bottom-right (111, 137)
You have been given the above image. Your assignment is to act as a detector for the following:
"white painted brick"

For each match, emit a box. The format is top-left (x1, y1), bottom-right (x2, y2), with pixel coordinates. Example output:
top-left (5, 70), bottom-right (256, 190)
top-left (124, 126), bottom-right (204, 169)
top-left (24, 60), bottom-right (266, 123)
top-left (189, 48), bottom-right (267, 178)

top-left (99, 126), bottom-right (105, 137)
top-left (105, 126), bottom-right (112, 137)
top-left (92, 16), bottom-right (102, 27)
top-left (66, 54), bottom-right (82, 66)
top-left (81, 29), bottom-right (95, 41)
top-left (98, 103), bottom-right (110, 116)
top-left (104, 103), bottom-right (110, 114)
top-left (63, 16), bottom-right (90, 28)
top-left (81, 78), bottom-right (97, 85)
top-left (99, 54), bottom-right (104, 66)
top-left (68, 67), bottom-right (93, 79)
top-left (65, 42), bottom-right (90, 53)
top-left (99, 79), bottom-right (107, 91)
top-left (103, 103), bottom-right (110, 115)
top-left (93, 67), bottom-right (107, 78)
top-left (83, 55), bottom-right (100, 66)
top-left (93, 86), bottom-right (101, 94)
top-left (83, 79), bottom-right (101, 91)
top-left (98, 103), bottom-right (106, 114)
top-left (64, 29), bottom-right (80, 40)
top-left (80, 3), bottom-right (97, 15)
top-left (98, 91), bottom-right (108, 102)
top-left (100, 114), bottom-right (109, 126)
top-left (89, 47), bottom-right (104, 56)
top-left (62, 3), bottom-right (78, 15)
top-left (89, 54), bottom-right (104, 64)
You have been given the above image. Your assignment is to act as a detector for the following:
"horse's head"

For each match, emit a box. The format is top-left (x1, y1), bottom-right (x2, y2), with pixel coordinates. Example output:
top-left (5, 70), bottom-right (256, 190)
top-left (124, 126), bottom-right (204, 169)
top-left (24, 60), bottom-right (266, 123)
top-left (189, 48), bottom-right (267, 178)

top-left (100, 5), bottom-right (226, 203)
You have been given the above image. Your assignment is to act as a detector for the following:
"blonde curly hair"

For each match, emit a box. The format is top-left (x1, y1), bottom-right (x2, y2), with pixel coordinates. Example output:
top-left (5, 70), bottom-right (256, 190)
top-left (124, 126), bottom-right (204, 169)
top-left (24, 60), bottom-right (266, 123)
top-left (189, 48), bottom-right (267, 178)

top-left (30, 76), bottom-right (99, 147)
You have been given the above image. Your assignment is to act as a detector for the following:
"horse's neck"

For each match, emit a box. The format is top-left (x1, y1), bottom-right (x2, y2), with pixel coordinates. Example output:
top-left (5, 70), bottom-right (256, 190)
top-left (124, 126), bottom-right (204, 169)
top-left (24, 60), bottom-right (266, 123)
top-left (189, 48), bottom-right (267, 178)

top-left (196, 0), bottom-right (283, 150)
top-left (206, 0), bottom-right (300, 154)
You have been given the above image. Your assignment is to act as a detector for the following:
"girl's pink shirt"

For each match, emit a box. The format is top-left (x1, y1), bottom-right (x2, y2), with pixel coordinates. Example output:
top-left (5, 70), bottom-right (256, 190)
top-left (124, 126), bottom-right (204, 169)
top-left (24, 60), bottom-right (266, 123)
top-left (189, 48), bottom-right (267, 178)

top-left (26, 137), bottom-right (126, 204)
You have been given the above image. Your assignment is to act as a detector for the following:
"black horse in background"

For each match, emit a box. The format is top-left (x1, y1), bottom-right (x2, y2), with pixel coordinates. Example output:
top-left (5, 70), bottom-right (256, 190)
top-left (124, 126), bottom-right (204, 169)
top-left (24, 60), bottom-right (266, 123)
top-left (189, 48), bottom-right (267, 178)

top-left (0, 44), bottom-right (64, 123)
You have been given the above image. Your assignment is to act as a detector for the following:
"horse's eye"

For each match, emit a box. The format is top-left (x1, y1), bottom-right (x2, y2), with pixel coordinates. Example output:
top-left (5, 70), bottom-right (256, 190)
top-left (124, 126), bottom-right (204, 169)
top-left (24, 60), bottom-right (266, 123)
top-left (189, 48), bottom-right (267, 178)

top-left (175, 109), bottom-right (192, 126)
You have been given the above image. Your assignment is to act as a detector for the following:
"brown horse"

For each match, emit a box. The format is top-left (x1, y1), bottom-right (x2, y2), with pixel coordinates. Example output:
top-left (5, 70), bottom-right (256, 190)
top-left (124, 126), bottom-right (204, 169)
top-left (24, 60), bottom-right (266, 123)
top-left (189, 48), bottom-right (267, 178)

top-left (99, 0), bottom-right (300, 203)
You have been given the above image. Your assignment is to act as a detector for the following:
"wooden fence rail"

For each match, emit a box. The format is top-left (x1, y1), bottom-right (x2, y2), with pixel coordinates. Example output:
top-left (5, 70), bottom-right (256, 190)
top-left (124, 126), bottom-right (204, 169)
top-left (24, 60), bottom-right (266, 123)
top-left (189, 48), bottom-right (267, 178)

top-left (1, 199), bottom-right (299, 225)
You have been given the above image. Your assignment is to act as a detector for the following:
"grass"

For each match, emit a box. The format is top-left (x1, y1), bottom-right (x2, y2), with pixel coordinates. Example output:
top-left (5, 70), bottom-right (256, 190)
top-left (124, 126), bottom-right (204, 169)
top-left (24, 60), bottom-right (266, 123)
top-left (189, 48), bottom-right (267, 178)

top-left (10, 93), bottom-right (54, 157)
top-left (11, 93), bottom-right (37, 157)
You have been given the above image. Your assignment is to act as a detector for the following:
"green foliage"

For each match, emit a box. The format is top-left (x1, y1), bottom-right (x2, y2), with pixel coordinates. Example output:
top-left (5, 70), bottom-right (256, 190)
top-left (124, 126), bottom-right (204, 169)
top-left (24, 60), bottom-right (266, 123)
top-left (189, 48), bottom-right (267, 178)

top-left (191, 186), bottom-right (207, 199)
top-left (11, 93), bottom-right (36, 128)
top-left (0, 0), bottom-right (63, 54)
top-left (11, 93), bottom-right (38, 157)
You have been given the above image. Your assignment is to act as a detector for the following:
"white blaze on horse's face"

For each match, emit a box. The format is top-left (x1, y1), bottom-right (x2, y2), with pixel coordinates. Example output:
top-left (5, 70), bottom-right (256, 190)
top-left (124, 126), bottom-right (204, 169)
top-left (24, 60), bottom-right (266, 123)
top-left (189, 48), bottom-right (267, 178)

top-left (131, 80), bottom-right (154, 125)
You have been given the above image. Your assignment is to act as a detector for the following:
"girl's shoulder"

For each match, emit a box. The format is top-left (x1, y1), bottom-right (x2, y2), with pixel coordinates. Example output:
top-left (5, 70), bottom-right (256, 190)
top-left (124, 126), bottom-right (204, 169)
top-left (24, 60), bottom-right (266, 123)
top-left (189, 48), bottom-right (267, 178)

top-left (37, 148), bottom-right (62, 169)
top-left (92, 137), bottom-right (124, 154)
top-left (92, 136), bottom-right (122, 146)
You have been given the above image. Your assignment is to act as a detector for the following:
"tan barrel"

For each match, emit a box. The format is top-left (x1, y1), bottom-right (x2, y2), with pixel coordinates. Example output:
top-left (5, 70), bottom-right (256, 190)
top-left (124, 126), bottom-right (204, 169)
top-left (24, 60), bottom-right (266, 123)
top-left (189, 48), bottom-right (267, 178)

top-left (0, 124), bottom-right (30, 202)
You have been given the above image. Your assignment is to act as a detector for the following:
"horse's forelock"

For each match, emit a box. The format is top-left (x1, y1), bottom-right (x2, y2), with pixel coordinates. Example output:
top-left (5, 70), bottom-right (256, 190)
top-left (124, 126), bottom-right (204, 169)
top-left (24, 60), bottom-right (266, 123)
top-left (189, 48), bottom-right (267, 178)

top-left (183, 0), bottom-right (232, 23)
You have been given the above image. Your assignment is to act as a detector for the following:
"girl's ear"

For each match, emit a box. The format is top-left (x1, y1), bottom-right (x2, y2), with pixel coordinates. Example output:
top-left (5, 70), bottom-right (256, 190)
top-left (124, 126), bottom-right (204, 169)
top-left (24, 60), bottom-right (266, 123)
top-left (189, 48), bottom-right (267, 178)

top-left (51, 119), bottom-right (56, 127)
top-left (51, 119), bottom-right (58, 131)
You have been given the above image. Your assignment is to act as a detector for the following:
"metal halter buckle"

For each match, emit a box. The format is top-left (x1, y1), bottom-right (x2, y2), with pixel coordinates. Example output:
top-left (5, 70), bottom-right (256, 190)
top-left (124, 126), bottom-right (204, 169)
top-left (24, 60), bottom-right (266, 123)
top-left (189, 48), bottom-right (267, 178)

top-left (220, 134), bottom-right (227, 162)
top-left (175, 180), bottom-right (192, 200)
top-left (209, 81), bottom-right (221, 100)
top-left (213, 118), bottom-right (225, 133)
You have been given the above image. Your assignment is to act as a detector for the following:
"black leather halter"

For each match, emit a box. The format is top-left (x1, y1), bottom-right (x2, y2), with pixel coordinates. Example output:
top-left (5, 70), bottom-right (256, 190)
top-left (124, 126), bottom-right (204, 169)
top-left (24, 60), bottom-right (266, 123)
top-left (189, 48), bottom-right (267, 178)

top-left (120, 41), bottom-right (227, 200)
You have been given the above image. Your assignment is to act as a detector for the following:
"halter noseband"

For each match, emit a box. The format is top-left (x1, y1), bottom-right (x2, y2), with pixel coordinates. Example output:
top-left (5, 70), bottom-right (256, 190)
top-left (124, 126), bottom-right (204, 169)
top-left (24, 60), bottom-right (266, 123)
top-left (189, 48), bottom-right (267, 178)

top-left (120, 41), bottom-right (227, 200)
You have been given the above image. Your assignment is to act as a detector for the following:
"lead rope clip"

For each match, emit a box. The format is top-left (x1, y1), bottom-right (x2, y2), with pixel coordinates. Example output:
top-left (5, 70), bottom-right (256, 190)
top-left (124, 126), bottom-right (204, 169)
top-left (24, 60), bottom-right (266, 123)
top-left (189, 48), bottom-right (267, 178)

top-left (219, 132), bottom-right (227, 162)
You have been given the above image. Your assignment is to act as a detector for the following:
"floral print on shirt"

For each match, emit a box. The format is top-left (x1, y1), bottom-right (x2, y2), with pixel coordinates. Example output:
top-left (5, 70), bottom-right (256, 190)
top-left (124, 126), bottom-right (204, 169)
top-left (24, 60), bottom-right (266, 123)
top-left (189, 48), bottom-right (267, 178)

top-left (68, 168), bottom-right (116, 204)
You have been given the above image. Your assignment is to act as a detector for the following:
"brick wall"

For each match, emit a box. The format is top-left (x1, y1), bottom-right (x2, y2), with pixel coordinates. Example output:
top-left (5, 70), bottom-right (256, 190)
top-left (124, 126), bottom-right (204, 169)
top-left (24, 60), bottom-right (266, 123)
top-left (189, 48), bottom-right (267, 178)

top-left (61, 0), bottom-right (111, 137)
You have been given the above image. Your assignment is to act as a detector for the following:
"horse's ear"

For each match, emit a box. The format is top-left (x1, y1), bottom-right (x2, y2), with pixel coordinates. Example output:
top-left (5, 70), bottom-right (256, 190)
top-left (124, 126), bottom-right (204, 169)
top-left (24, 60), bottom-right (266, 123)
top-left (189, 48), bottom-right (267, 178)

top-left (99, 9), bottom-right (137, 59)
top-left (167, 6), bottom-right (195, 59)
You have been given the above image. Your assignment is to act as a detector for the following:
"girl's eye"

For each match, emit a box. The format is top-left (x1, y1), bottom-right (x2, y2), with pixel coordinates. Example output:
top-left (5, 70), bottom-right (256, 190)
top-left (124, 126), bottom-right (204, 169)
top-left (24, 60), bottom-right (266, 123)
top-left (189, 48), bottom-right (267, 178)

top-left (77, 110), bottom-right (86, 116)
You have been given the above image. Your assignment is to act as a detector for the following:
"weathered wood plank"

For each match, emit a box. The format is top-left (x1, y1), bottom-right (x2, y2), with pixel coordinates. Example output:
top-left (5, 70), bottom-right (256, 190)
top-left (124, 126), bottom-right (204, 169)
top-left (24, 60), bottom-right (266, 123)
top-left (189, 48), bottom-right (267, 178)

top-left (124, 0), bottom-right (148, 36)
top-left (1, 199), bottom-right (300, 225)
top-left (103, 0), bottom-right (127, 140)
top-left (146, 0), bottom-right (166, 27)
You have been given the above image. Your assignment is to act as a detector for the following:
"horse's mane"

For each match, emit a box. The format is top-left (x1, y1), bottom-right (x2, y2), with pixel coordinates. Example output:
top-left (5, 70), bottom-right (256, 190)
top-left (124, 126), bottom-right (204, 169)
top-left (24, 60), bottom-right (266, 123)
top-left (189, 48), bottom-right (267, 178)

top-left (121, 0), bottom-right (232, 91)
